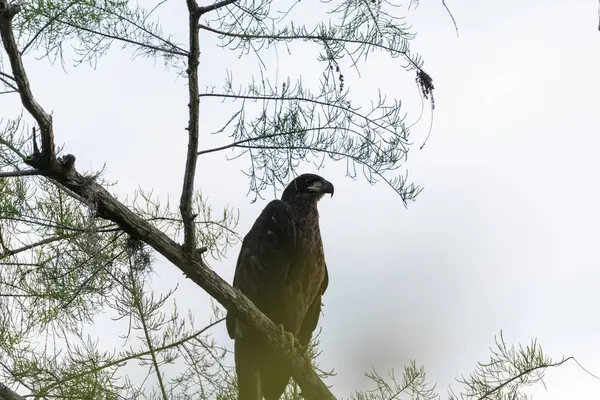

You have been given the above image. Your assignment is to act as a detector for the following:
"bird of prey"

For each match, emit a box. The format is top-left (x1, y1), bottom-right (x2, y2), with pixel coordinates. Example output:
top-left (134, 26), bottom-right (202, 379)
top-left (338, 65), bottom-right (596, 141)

top-left (226, 173), bottom-right (334, 400)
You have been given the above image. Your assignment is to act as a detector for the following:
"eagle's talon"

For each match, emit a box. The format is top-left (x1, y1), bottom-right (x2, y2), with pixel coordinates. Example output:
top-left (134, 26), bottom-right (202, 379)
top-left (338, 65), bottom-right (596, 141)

top-left (278, 324), bottom-right (295, 349)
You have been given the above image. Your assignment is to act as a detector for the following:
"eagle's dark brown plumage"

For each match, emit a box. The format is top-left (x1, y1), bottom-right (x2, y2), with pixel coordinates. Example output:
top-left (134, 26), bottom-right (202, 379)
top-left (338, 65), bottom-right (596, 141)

top-left (226, 173), bottom-right (334, 400)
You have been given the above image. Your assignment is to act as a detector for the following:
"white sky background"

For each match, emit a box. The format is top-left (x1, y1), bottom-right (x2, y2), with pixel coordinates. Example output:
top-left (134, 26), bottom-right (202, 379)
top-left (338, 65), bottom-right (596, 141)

top-left (2, 0), bottom-right (600, 398)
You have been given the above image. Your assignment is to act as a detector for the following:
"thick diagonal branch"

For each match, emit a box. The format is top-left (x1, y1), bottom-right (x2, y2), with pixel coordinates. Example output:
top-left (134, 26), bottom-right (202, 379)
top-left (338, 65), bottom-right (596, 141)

top-left (47, 167), bottom-right (335, 400)
top-left (179, 0), bottom-right (201, 254)
top-left (0, 2), bottom-right (335, 399)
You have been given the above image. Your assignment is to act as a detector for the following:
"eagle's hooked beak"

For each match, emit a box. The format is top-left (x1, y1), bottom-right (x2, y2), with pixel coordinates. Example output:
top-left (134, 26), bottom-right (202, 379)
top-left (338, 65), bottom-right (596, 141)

top-left (323, 180), bottom-right (334, 197)
top-left (308, 179), bottom-right (334, 197)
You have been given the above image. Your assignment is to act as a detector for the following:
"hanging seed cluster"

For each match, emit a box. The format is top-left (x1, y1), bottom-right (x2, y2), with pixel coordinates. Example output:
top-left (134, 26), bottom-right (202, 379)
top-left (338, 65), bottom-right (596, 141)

top-left (328, 62), bottom-right (345, 93)
top-left (416, 68), bottom-right (435, 109)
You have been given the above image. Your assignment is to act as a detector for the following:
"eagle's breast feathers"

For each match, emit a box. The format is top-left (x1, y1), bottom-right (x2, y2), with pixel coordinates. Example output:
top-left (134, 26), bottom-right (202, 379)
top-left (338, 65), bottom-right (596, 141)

top-left (226, 198), bottom-right (327, 338)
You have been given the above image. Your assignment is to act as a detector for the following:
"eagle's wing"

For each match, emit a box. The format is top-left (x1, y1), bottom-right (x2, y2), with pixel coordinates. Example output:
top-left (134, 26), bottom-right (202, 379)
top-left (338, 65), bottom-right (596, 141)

top-left (297, 264), bottom-right (329, 347)
top-left (226, 199), bottom-right (296, 339)
top-left (226, 199), bottom-right (296, 400)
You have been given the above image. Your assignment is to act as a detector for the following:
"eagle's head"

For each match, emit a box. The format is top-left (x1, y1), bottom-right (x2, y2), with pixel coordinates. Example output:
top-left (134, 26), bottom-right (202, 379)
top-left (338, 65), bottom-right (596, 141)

top-left (281, 173), bottom-right (334, 204)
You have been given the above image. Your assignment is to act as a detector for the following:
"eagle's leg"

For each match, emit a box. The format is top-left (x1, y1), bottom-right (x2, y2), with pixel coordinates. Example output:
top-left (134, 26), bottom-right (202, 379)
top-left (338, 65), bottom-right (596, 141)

top-left (276, 325), bottom-right (312, 370)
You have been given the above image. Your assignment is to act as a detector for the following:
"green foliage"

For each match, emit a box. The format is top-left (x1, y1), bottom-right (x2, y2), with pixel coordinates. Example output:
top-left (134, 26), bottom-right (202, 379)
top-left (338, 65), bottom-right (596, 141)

top-left (0, 123), bottom-right (239, 398)
top-left (8, 0), bottom-right (429, 203)
top-left (348, 332), bottom-right (572, 400)
top-left (349, 359), bottom-right (437, 400)
top-left (132, 189), bottom-right (240, 261)
top-left (449, 332), bottom-right (568, 400)
top-left (15, 0), bottom-right (185, 66)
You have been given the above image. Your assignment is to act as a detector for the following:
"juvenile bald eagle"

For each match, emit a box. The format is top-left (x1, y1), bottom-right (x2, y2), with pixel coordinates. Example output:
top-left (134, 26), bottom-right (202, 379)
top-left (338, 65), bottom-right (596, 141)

top-left (226, 173), bottom-right (334, 400)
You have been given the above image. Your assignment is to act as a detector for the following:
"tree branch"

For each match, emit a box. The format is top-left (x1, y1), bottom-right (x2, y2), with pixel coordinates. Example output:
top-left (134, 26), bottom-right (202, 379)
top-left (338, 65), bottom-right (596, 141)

top-left (179, 0), bottom-right (201, 254)
top-left (0, 234), bottom-right (75, 259)
top-left (233, 143), bottom-right (420, 204)
top-left (129, 260), bottom-right (168, 400)
top-left (0, 3), bottom-right (336, 398)
top-left (197, 23), bottom-right (421, 70)
top-left (197, 0), bottom-right (238, 16)
top-left (441, 0), bottom-right (459, 37)
top-left (197, 124), bottom-right (394, 159)
top-left (0, 71), bottom-right (14, 82)
top-left (0, 383), bottom-right (25, 400)
top-left (87, 3), bottom-right (189, 56)
top-left (0, 1), bottom-right (55, 167)
top-left (197, 131), bottom-right (293, 156)
top-left (50, 16), bottom-right (189, 57)
top-left (475, 357), bottom-right (573, 400)
top-left (0, 169), bottom-right (40, 177)
top-left (198, 92), bottom-right (408, 141)
top-left (21, 0), bottom-right (78, 55)
top-left (0, 75), bottom-right (17, 92)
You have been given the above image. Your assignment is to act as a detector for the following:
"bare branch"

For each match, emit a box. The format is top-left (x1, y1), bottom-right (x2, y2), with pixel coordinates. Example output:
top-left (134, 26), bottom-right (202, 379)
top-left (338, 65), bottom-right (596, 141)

top-left (0, 71), bottom-right (14, 81)
top-left (197, 0), bottom-right (238, 16)
top-left (179, 0), bottom-right (201, 254)
top-left (197, 131), bottom-right (294, 156)
top-left (0, 0), bottom-right (55, 166)
top-left (0, 72), bottom-right (17, 91)
top-left (0, 215), bottom-right (120, 234)
top-left (0, 234), bottom-right (75, 258)
top-left (441, 0), bottom-right (459, 37)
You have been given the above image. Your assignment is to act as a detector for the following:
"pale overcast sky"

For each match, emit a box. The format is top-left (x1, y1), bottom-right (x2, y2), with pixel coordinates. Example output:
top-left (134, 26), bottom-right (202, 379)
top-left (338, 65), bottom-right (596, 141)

top-left (2, 0), bottom-right (600, 398)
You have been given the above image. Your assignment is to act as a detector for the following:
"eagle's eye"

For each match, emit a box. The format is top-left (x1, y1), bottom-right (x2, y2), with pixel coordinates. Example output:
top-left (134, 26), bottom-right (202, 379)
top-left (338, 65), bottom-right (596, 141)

top-left (304, 177), bottom-right (318, 187)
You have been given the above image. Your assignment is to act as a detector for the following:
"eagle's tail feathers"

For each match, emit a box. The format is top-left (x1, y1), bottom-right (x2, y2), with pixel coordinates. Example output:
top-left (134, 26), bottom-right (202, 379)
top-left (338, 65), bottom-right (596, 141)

top-left (235, 339), bottom-right (261, 400)
top-left (261, 349), bottom-right (292, 400)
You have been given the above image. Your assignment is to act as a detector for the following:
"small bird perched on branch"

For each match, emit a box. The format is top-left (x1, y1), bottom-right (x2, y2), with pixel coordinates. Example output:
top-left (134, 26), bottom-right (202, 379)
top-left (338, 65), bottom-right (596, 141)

top-left (226, 173), bottom-right (334, 400)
